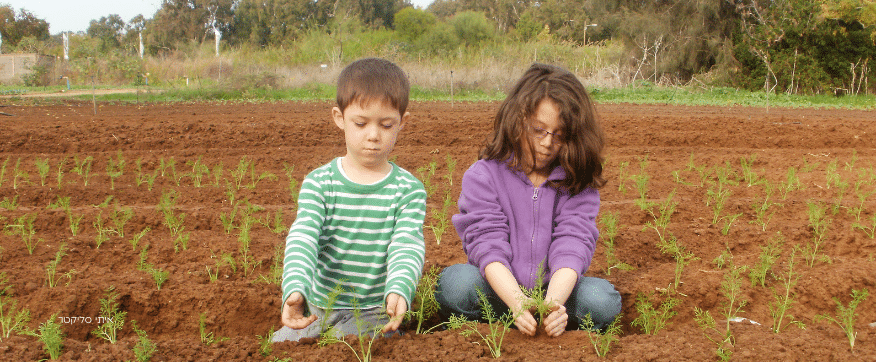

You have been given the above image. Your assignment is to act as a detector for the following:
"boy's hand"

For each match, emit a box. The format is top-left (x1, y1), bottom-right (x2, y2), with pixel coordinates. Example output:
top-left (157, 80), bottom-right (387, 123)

top-left (281, 292), bottom-right (317, 329)
top-left (382, 293), bottom-right (407, 333)
top-left (542, 304), bottom-right (568, 337)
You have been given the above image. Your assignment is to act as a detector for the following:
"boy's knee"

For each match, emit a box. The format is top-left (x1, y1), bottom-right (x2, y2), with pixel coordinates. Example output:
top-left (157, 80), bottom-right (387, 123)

top-left (435, 264), bottom-right (482, 313)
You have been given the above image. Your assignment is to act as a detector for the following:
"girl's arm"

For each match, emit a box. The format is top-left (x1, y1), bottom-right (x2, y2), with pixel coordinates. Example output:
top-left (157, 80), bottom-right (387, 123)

top-left (484, 262), bottom-right (538, 336)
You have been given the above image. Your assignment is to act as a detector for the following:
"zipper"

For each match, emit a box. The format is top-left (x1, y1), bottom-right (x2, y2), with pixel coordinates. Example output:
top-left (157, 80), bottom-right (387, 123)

top-left (530, 186), bottom-right (539, 284)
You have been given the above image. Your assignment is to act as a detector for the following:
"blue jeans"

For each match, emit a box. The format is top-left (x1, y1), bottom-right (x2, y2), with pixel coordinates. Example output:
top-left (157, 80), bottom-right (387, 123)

top-left (435, 263), bottom-right (622, 330)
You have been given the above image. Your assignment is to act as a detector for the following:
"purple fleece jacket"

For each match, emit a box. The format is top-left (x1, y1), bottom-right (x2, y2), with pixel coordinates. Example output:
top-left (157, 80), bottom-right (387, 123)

top-left (452, 159), bottom-right (600, 289)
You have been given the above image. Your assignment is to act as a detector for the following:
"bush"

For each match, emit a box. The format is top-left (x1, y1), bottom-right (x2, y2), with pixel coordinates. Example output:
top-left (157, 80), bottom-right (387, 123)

top-left (449, 11), bottom-right (494, 47)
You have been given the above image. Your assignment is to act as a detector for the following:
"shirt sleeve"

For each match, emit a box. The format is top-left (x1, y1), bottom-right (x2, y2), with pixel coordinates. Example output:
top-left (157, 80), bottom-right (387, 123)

top-left (548, 188), bottom-right (600, 278)
top-left (281, 171), bottom-right (327, 305)
top-left (451, 162), bottom-right (513, 278)
top-left (384, 176), bottom-right (427, 309)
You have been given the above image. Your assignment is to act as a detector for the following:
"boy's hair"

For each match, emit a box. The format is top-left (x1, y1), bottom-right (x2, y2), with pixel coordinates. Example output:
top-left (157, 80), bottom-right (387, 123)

top-left (480, 63), bottom-right (606, 195)
top-left (336, 58), bottom-right (410, 115)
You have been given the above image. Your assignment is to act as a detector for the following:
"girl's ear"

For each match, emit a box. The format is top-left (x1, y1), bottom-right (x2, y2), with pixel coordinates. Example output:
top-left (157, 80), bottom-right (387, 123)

top-left (332, 107), bottom-right (345, 130)
top-left (398, 111), bottom-right (410, 131)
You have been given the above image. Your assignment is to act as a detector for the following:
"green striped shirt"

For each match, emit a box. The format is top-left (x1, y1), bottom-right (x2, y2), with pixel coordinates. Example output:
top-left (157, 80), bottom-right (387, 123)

top-left (282, 158), bottom-right (426, 310)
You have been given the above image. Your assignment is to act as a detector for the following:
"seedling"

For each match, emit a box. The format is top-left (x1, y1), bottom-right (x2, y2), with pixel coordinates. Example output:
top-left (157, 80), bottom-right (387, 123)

top-left (0, 156), bottom-right (8, 187)
top-left (616, 161), bottom-right (629, 194)
top-left (631, 292), bottom-right (679, 335)
top-left (160, 157), bottom-right (183, 185)
top-left (0, 195), bottom-right (18, 210)
top-left (815, 288), bottom-right (869, 350)
top-left (131, 320), bottom-right (157, 362)
top-left (256, 243), bottom-right (283, 285)
top-left (230, 156), bottom-right (276, 190)
top-left (749, 180), bottom-right (783, 231)
top-left (257, 325), bottom-right (274, 357)
top-left (405, 266), bottom-right (441, 334)
top-left (35, 158), bottom-right (50, 186)
top-left (427, 193), bottom-right (453, 245)
top-left (147, 266), bottom-right (168, 290)
top-left (157, 190), bottom-right (187, 251)
top-left (444, 154), bottom-right (457, 186)
top-left (91, 286), bottom-right (126, 344)
top-left (45, 243), bottom-right (75, 288)
top-left (93, 212), bottom-right (112, 248)
top-left (581, 312), bottom-right (623, 357)
top-left (319, 299), bottom-right (383, 362)
top-left (199, 312), bottom-right (229, 345)
top-left (803, 201), bottom-right (832, 266)
top-left (12, 158), bottom-right (29, 189)
top-left (598, 211), bottom-right (633, 275)
top-left (844, 150), bottom-right (858, 170)
top-left (4, 213), bottom-right (40, 254)
top-left (0, 273), bottom-right (32, 340)
top-left (49, 196), bottom-right (84, 236)
top-left (693, 307), bottom-right (734, 361)
top-left (55, 156), bottom-right (68, 189)
top-left (187, 156), bottom-right (210, 187)
top-left (447, 289), bottom-right (514, 359)
top-left (631, 156), bottom-right (651, 210)
top-left (26, 312), bottom-right (64, 360)
top-left (769, 247), bottom-right (805, 333)
top-left (848, 176), bottom-right (875, 223)
top-left (129, 228), bottom-right (150, 251)
top-left (749, 232), bottom-right (784, 287)
top-left (719, 212), bottom-right (743, 235)
top-left (519, 262), bottom-right (553, 324)
top-left (211, 162), bottom-right (224, 187)
top-left (739, 154), bottom-right (763, 187)
top-left (779, 166), bottom-right (801, 200)
top-left (282, 162), bottom-right (299, 202)
top-left (206, 250), bottom-right (232, 283)
top-left (72, 155), bottom-right (94, 186)
top-left (134, 158), bottom-right (159, 190)
top-left (642, 189), bottom-right (677, 246)
top-left (106, 151), bottom-right (125, 190)
top-left (852, 213), bottom-right (876, 238)
top-left (416, 160), bottom-right (438, 199)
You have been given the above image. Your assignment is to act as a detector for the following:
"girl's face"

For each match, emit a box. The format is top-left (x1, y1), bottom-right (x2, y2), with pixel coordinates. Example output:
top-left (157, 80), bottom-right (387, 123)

top-left (522, 98), bottom-right (564, 174)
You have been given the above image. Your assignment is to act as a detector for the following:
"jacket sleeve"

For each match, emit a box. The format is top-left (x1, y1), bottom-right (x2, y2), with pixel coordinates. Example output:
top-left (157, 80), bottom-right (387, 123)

top-left (385, 176), bottom-right (427, 309)
top-left (452, 161), bottom-right (513, 278)
top-left (281, 171), bottom-right (326, 305)
top-left (548, 188), bottom-right (600, 278)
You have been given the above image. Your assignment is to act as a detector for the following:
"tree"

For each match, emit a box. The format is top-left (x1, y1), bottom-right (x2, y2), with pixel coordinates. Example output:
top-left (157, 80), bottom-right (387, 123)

top-left (449, 10), bottom-right (494, 46)
top-left (87, 14), bottom-right (125, 51)
top-left (0, 5), bottom-right (50, 50)
top-left (395, 7), bottom-right (437, 42)
top-left (230, 0), bottom-right (313, 46)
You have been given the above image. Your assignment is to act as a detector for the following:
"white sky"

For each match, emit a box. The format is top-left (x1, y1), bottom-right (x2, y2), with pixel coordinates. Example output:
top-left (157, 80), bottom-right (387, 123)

top-left (3, 0), bottom-right (435, 35)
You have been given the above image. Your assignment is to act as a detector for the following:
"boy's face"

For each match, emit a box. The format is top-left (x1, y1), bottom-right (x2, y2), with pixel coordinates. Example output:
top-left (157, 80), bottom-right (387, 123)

top-left (332, 98), bottom-right (408, 172)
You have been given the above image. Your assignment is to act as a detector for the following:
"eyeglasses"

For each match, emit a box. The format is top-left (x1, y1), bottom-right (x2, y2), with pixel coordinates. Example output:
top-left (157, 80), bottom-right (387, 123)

top-left (527, 125), bottom-right (564, 142)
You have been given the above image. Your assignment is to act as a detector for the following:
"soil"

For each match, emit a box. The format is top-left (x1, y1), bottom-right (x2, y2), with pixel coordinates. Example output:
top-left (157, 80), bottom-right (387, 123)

top-left (0, 99), bottom-right (874, 361)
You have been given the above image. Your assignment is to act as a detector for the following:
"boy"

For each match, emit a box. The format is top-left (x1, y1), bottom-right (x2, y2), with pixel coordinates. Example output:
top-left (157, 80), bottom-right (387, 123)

top-left (272, 58), bottom-right (426, 342)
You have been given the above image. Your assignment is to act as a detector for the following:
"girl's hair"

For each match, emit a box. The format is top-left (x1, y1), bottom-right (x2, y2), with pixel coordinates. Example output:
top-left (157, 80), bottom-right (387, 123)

top-left (480, 63), bottom-right (606, 194)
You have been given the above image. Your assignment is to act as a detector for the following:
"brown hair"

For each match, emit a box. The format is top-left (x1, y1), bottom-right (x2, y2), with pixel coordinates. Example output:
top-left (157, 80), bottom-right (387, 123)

top-left (480, 63), bottom-right (606, 194)
top-left (336, 58), bottom-right (410, 115)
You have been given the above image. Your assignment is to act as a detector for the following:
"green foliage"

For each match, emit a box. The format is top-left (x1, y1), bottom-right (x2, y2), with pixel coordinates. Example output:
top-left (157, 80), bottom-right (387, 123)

top-left (449, 11), bottom-right (495, 47)
top-left (598, 211), bottom-right (633, 275)
top-left (157, 190), bottom-right (187, 252)
top-left (643, 189), bottom-right (677, 246)
top-left (131, 320), bottom-right (157, 362)
top-left (405, 266), bottom-right (441, 334)
top-left (750, 180), bottom-right (783, 231)
top-left (318, 299), bottom-right (382, 362)
top-left (447, 289), bottom-right (514, 359)
top-left (34, 158), bottom-right (50, 186)
top-left (395, 7), bottom-right (437, 42)
top-left (199, 312), bottom-right (229, 346)
top-left (769, 247), bottom-right (805, 333)
top-left (816, 288), bottom-right (870, 350)
top-left (631, 156), bottom-right (651, 210)
top-left (0, 273), bottom-right (32, 340)
top-left (28, 313), bottom-right (65, 360)
top-left (631, 293), bottom-right (679, 335)
top-left (72, 155), bottom-right (94, 186)
top-left (581, 313), bottom-right (623, 357)
top-left (803, 201), bottom-right (832, 266)
top-left (257, 325), bottom-right (274, 357)
top-left (45, 243), bottom-right (75, 288)
top-left (4, 213), bottom-right (40, 254)
top-left (92, 286), bottom-right (126, 344)
top-left (106, 151), bottom-right (126, 190)
top-left (749, 232), bottom-right (784, 287)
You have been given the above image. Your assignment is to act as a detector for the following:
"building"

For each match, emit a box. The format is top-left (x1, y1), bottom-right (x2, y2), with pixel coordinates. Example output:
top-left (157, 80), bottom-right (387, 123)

top-left (0, 53), bottom-right (55, 85)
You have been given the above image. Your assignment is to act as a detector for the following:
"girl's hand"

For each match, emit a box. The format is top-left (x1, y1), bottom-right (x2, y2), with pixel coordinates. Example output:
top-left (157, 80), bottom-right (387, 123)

top-left (542, 304), bottom-right (568, 337)
top-left (513, 307), bottom-right (538, 336)
top-left (281, 292), bottom-right (318, 329)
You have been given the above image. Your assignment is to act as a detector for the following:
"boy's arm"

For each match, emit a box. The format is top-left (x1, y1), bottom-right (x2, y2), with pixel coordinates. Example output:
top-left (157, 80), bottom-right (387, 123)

top-left (384, 176), bottom-right (427, 310)
top-left (281, 172), bottom-right (328, 307)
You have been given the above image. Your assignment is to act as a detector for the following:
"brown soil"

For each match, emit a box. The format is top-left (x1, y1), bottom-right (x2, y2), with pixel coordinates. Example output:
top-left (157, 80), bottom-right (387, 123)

top-left (0, 100), bottom-right (874, 361)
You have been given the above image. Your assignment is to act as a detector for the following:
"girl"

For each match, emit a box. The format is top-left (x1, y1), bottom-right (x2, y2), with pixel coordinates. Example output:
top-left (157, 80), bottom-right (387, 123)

top-left (435, 63), bottom-right (621, 337)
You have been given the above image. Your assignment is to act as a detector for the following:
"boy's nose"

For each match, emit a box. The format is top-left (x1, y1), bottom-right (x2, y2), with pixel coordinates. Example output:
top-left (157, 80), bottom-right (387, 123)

top-left (367, 124), bottom-right (380, 140)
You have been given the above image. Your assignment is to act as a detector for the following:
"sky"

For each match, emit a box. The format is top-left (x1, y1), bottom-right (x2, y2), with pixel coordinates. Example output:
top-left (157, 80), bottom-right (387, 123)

top-left (4, 0), bottom-right (435, 35)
